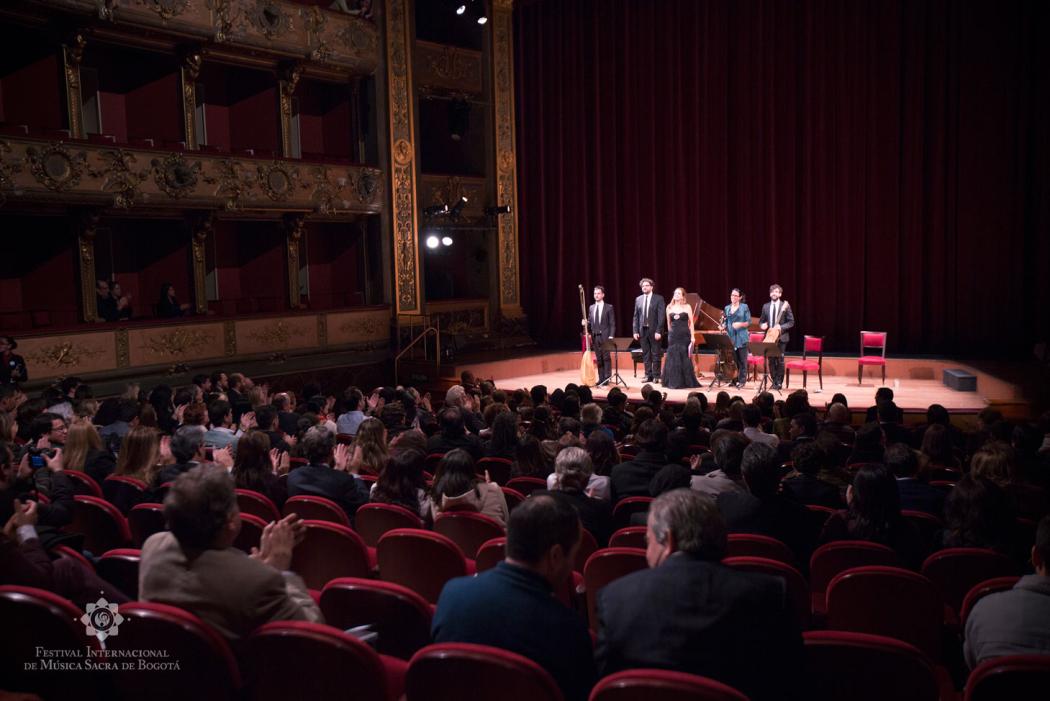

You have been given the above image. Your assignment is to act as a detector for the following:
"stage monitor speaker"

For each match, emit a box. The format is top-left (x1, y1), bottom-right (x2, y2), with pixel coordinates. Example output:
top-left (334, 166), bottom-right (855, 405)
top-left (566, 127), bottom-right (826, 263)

top-left (943, 368), bottom-right (977, 392)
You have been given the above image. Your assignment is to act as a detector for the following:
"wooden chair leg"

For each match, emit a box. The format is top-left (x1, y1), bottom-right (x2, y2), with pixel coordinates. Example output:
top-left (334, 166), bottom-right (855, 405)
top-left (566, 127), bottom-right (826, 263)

top-left (785, 368), bottom-right (790, 388)
top-left (801, 370), bottom-right (807, 389)
top-left (858, 365), bottom-right (862, 385)
top-left (818, 368), bottom-right (823, 390)
top-left (882, 365), bottom-right (886, 385)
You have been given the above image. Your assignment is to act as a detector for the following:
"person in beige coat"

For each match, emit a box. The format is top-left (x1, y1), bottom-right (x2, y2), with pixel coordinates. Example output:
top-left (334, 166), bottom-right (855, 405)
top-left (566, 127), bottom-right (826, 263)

top-left (432, 449), bottom-right (509, 527)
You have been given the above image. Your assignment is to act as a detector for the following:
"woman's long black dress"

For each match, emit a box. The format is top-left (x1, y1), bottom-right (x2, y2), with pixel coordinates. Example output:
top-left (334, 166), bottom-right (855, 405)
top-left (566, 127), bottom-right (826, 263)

top-left (661, 312), bottom-right (700, 389)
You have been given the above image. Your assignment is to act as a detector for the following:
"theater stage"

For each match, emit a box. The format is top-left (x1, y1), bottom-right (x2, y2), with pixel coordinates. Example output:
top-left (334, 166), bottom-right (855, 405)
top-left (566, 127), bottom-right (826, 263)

top-left (455, 351), bottom-right (1028, 415)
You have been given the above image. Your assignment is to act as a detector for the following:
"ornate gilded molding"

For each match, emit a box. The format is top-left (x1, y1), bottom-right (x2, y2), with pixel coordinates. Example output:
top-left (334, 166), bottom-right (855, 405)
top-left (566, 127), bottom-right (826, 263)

top-left (115, 328), bottom-right (131, 367)
top-left (223, 319), bottom-right (237, 356)
top-left (201, 158), bottom-right (255, 210)
top-left (180, 46), bottom-right (203, 150)
top-left (78, 211), bottom-right (100, 323)
top-left (420, 175), bottom-right (484, 220)
top-left (247, 319), bottom-right (292, 347)
top-left (415, 41), bottom-right (483, 95)
top-left (244, 0), bottom-right (294, 40)
top-left (26, 142), bottom-right (88, 192)
top-left (137, 0), bottom-right (192, 21)
top-left (138, 327), bottom-right (212, 357)
top-left (26, 340), bottom-right (106, 369)
top-left (87, 149), bottom-right (150, 209)
top-left (491, 2), bottom-right (522, 312)
top-left (190, 214), bottom-right (213, 314)
top-left (317, 313), bottom-right (328, 347)
top-left (278, 62), bottom-right (302, 158)
top-left (0, 141), bottom-right (24, 206)
top-left (257, 161), bottom-right (300, 201)
top-left (62, 32), bottom-right (87, 140)
top-left (283, 214), bottom-right (305, 310)
top-left (151, 152), bottom-right (203, 198)
top-left (386, 0), bottom-right (420, 314)
top-left (338, 315), bottom-right (384, 336)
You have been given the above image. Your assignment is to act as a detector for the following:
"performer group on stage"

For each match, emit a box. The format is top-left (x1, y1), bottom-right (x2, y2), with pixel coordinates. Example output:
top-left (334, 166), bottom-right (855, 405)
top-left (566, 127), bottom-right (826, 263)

top-left (580, 278), bottom-right (796, 391)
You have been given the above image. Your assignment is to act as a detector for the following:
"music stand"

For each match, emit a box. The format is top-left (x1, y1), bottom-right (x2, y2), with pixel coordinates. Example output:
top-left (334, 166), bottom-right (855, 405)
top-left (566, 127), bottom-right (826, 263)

top-left (748, 340), bottom-right (783, 394)
top-left (596, 338), bottom-right (628, 388)
top-left (702, 333), bottom-right (735, 389)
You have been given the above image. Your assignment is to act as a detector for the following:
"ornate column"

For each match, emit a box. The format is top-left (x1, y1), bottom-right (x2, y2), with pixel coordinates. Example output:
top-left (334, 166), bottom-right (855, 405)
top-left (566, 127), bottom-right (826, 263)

top-left (278, 62), bottom-right (303, 158)
top-left (180, 46), bottom-right (203, 150)
top-left (490, 0), bottom-right (523, 316)
top-left (62, 32), bottom-right (87, 140)
top-left (78, 211), bottom-right (99, 322)
top-left (384, 0), bottom-right (422, 315)
top-left (283, 213), bottom-right (305, 309)
top-left (190, 214), bottom-right (213, 314)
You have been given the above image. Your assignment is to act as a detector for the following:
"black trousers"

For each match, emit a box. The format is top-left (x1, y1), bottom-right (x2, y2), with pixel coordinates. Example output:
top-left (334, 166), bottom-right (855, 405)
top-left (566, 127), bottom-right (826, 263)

top-left (768, 340), bottom-right (788, 386)
top-left (640, 327), bottom-right (662, 379)
top-left (593, 334), bottom-right (611, 381)
top-left (733, 346), bottom-right (749, 386)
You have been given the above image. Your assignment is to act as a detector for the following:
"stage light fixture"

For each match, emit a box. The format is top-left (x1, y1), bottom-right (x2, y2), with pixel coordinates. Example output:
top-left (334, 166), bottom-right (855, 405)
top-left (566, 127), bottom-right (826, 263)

top-left (477, 15), bottom-right (488, 25)
top-left (425, 235), bottom-right (440, 249)
top-left (449, 195), bottom-right (468, 218)
top-left (484, 204), bottom-right (512, 215)
top-left (423, 203), bottom-right (449, 217)
top-left (441, 236), bottom-right (454, 246)
top-left (456, 4), bottom-right (466, 14)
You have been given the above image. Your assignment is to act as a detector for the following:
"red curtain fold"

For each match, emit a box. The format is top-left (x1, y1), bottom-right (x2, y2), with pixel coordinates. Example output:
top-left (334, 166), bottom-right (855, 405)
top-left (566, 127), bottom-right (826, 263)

top-left (513, 0), bottom-right (1050, 356)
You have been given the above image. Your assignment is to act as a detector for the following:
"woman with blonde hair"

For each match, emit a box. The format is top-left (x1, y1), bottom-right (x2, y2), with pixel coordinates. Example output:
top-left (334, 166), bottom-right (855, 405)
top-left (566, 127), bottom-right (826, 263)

top-left (115, 426), bottom-right (162, 484)
top-left (349, 417), bottom-right (389, 476)
top-left (61, 421), bottom-right (115, 483)
top-left (661, 286), bottom-right (700, 389)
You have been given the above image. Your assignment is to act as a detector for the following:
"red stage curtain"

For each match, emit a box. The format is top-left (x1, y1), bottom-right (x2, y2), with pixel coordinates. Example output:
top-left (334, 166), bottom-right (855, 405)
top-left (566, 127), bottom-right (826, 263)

top-left (513, 0), bottom-right (1050, 356)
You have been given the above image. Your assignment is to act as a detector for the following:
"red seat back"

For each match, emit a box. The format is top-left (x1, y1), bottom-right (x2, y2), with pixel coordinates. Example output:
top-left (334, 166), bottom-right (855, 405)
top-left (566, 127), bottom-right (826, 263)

top-left (96, 548), bottom-right (142, 600)
top-left (477, 457), bottom-right (514, 485)
top-left (723, 556), bottom-right (811, 629)
top-left (609, 526), bottom-right (647, 549)
top-left (233, 512), bottom-right (268, 553)
top-left (356, 502), bottom-right (425, 547)
top-left (377, 529), bottom-right (469, 603)
top-left (236, 488), bottom-right (280, 522)
top-left (826, 566), bottom-right (943, 659)
top-left (575, 528), bottom-right (599, 572)
top-left (611, 496), bottom-right (654, 529)
top-left (283, 494), bottom-right (351, 526)
top-left (320, 577), bottom-right (433, 660)
top-left (406, 642), bottom-right (564, 701)
top-left (505, 476), bottom-right (548, 497)
top-left (901, 510), bottom-right (944, 553)
top-left (921, 547), bottom-right (1019, 616)
top-left (434, 512), bottom-right (506, 559)
top-left (964, 654), bottom-right (1050, 701)
top-left (592, 668), bottom-right (749, 701)
top-left (501, 486), bottom-right (526, 511)
top-left (102, 475), bottom-right (149, 513)
top-left (475, 537), bottom-right (507, 572)
top-left (809, 540), bottom-right (899, 613)
top-left (246, 621), bottom-right (397, 701)
top-left (726, 533), bottom-right (796, 565)
top-left (128, 502), bottom-right (167, 547)
top-left (68, 495), bottom-right (131, 554)
top-left (290, 520), bottom-right (373, 590)
top-left (424, 453), bottom-right (446, 473)
top-left (583, 547), bottom-right (648, 629)
top-left (803, 630), bottom-right (941, 701)
top-left (110, 602), bottom-right (241, 701)
top-left (66, 469), bottom-right (103, 497)
top-left (959, 576), bottom-right (1021, 628)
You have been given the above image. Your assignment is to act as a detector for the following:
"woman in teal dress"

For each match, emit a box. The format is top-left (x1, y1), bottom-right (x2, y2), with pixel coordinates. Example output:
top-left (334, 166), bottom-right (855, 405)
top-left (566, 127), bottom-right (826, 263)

top-left (722, 289), bottom-right (751, 390)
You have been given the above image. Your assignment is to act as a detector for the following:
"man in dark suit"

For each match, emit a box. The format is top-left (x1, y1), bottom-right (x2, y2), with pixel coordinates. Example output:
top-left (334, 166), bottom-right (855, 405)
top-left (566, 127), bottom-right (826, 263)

top-left (610, 419), bottom-right (677, 502)
top-left (584, 285), bottom-right (616, 384)
top-left (433, 495), bottom-right (597, 701)
top-left (886, 443), bottom-right (945, 516)
top-left (758, 283), bottom-right (794, 390)
top-left (632, 277), bottom-right (666, 383)
top-left (286, 425), bottom-right (370, 524)
top-left (596, 489), bottom-right (804, 701)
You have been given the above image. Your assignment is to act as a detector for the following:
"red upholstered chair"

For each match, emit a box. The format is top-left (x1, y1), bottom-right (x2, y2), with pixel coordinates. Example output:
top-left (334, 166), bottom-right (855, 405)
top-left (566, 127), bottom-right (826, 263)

top-left (127, 502), bottom-right (167, 547)
top-left (575, 528), bottom-right (600, 572)
top-left (901, 510), bottom-right (944, 554)
top-left (406, 642), bottom-right (564, 701)
top-left (726, 533), bottom-right (796, 566)
top-left (785, 335), bottom-right (825, 390)
top-left (475, 536), bottom-right (507, 572)
top-left (477, 456), bottom-right (514, 485)
top-left (959, 576), bottom-right (1021, 628)
top-left (746, 331), bottom-right (766, 381)
top-left (501, 486), bottom-right (527, 511)
top-left (246, 620), bottom-right (406, 701)
top-left (803, 630), bottom-right (947, 701)
top-left (619, 444), bottom-right (640, 458)
top-left (232, 512), bottom-right (267, 553)
top-left (236, 488), bottom-right (280, 522)
top-left (290, 519), bottom-right (373, 590)
top-left (50, 543), bottom-right (96, 572)
top-left (377, 528), bottom-right (472, 604)
top-left (110, 602), bottom-right (241, 701)
top-left (857, 331), bottom-right (888, 385)
top-left (921, 547), bottom-right (1019, 621)
top-left (612, 496), bottom-right (653, 529)
top-left (591, 668), bottom-right (750, 701)
top-left (356, 502), bottom-right (425, 547)
top-left (282, 494), bottom-right (351, 526)
top-left (809, 540), bottom-right (899, 616)
top-left (723, 556), bottom-right (811, 629)
top-left (68, 494), bottom-right (131, 554)
top-left (66, 469), bottom-right (103, 497)
top-left (964, 654), bottom-right (1050, 701)
top-left (505, 476), bottom-right (548, 497)
top-left (825, 566), bottom-right (943, 660)
top-left (583, 547), bottom-right (648, 630)
top-left (320, 577), bottom-right (433, 660)
top-left (96, 548), bottom-right (141, 599)
top-left (0, 586), bottom-right (102, 700)
top-left (434, 511), bottom-right (506, 560)
top-left (609, 526), bottom-right (648, 550)
top-left (102, 475), bottom-right (150, 514)
top-left (424, 453), bottom-right (446, 473)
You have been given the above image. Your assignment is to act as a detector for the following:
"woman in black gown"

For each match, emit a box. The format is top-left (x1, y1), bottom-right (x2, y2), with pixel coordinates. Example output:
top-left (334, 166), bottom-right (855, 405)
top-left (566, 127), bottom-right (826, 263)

top-left (661, 287), bottom-right (700, 389)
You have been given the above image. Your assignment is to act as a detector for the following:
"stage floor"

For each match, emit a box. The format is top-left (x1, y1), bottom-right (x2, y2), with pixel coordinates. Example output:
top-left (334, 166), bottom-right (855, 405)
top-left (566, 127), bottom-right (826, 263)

top-left (458, 351), bottom-right (1026, 414)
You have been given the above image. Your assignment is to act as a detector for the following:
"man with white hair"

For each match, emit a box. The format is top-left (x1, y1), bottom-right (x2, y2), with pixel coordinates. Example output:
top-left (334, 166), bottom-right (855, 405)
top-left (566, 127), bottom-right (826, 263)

top-left (444, 384), bottom-right (483, 434)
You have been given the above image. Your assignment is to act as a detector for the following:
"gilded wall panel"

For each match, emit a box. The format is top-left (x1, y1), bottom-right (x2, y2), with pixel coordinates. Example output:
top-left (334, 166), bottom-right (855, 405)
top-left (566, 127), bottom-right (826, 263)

top-left (19, 332), bottom-right (117, 381)
top-left (127, 323), bottom-right (226, 366)
top-left (235, 316), bottom-right (318, 355)
top-left (325, 309), bottom-right (390, 346)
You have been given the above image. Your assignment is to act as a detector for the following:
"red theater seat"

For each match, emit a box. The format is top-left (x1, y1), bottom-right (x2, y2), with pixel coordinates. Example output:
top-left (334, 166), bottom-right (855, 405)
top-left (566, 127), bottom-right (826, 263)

top-left (809, 540), bottom-right (899, 616)
top-left (964, 654), bottom-right (1050, 701)
top-left (289, 520), bottom-right (373, 590)
top-left (434, 511), bottom-right (506, 560)
top-left (67, 495), bottom-right (131, 554)
top-left (128, 502), bottom-right (167, 546)
top-left (609, 526), bottom-right (647, 549)
top-left (236, 488), bottom-right (280, 522)
top-left (377, 529), bottom-right (472, 604)
top-left (591, 668), bottom-right (750, 701)
top-left (921, 547), bottom-right (1019, 621)
top-left (406, 643), bottom-right (564, 701)
top-left (356, 502), bottom-right (425, 547)
top-left (320, 577), bottom-right (433, 660)
top-left (282, 494), bottom-right (351, 526)
top-left (583, 547), bottom-right (648, 630)
top-left (726, 533), bottom-right (796, 566)
top-left (723, 556), bottom-right (811, 629)
top-left (96, 548), bottom-right (142, 599)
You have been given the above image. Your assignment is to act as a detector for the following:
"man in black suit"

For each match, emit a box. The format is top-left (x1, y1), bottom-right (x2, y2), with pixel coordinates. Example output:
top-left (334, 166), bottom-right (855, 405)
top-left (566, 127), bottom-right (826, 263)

top-left (610, 419), bottom-right (677, 502)
top-left (758, 283), bottom-right (794, 390)
top-left (886, 443), bottom-right (945, 516)
top-left (595, 489), bottom-right (804, 701)
top-left (632, 277), bottom-right (666, 383)
top-left (584, 285), bottom-right (616, 385)
top-left (286, 425), bottom-right (370, 524)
